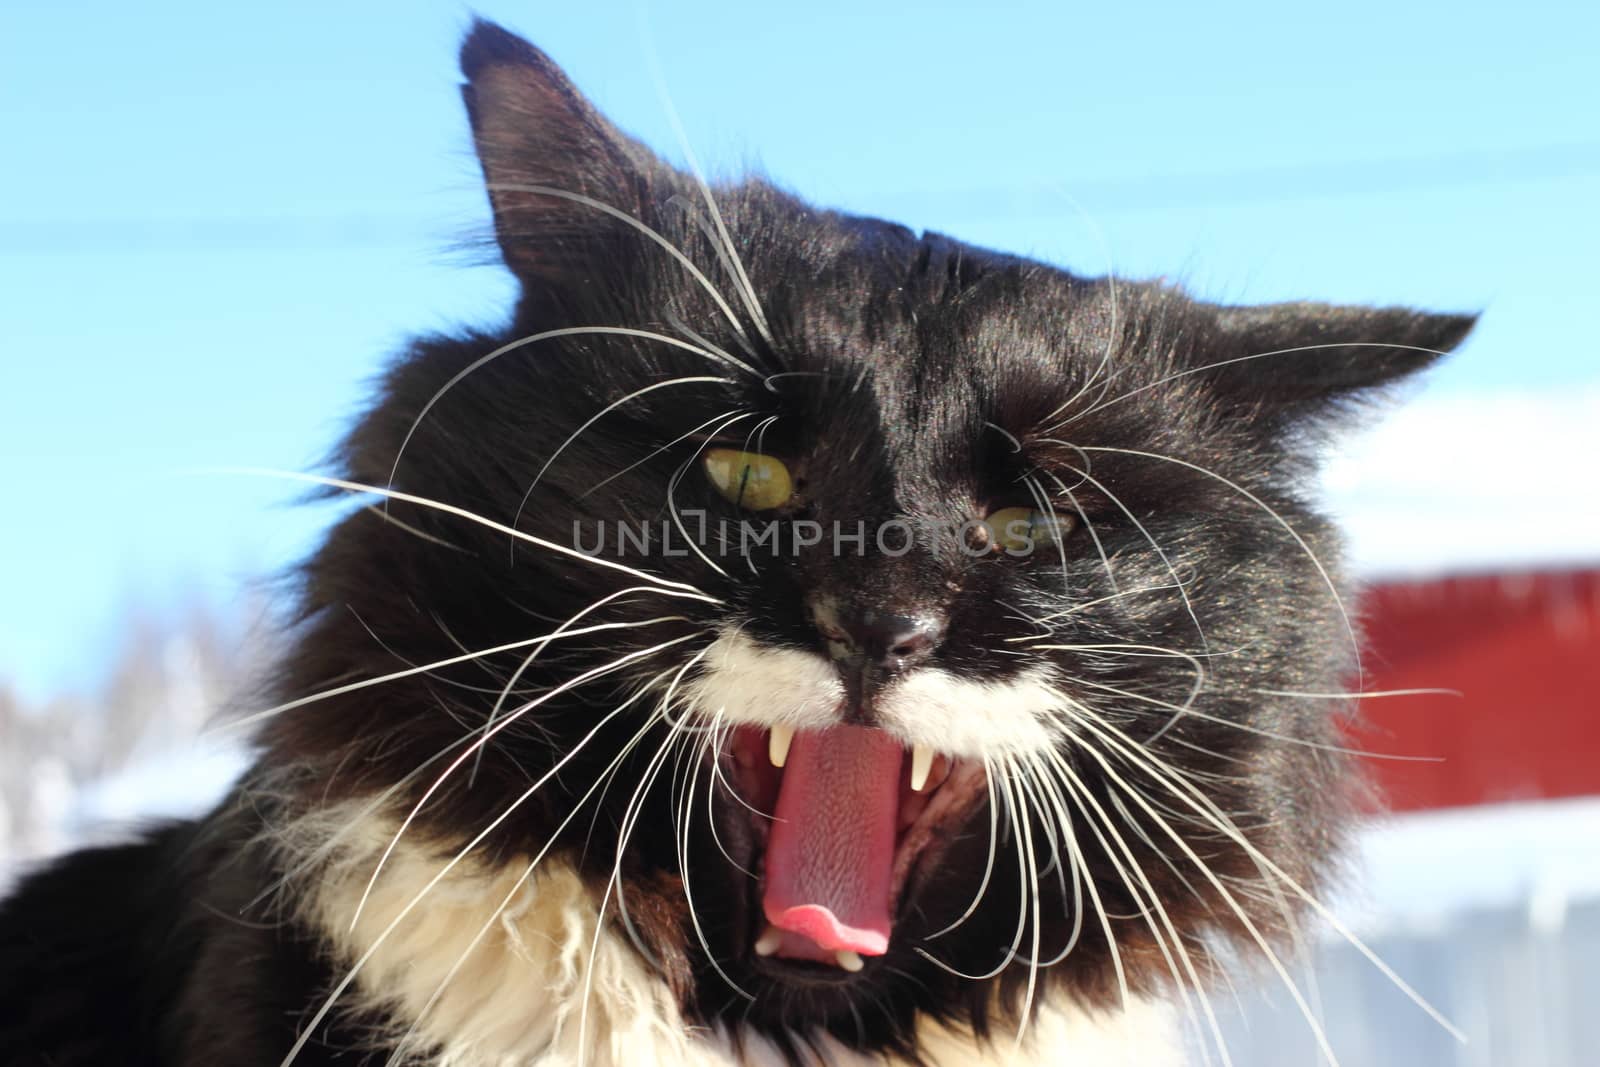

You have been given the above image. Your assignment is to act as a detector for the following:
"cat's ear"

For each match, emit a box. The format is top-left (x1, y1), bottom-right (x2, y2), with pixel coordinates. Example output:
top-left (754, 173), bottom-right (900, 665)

top-left (459, 20), bottom-right (656, 282)
top-left (1204, 301), bottom-right (1477, 428)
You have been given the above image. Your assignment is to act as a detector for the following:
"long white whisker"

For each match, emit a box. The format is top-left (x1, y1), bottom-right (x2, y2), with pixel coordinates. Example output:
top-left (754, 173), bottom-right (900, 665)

top-left (387, 326), bottom-right (755, 501)
top-left (1075, 673), bottom-right (1449, 763)
top-left (1078, 444), bottom-right (1364, 690)
top-left (377, 668), bottom-right (680, 1067)
top-left (360, 504), bottom-right (468, 551)
top-left (1039, 185), bottom-right (1121, 423)
top-left (578, 652), bottom-right (752, 1062)
top-left (643, 96), bottom-right (775, 349)
top-left (1063, 703), bottom-right (1464, 1050)
top-left (703, 711), bottom-right (760, 876)
top-left (675, 706), bottom-right (753, 995)
top-left (1071, 341), bottom-right (1458, 425)
top-left (1025, 752), bottom-right (1135, 1009)
top-left (731, 417), bottom-right (782, 577)
top-left (1009, 759), bottom-right (1084, 967)
top-left (1040, 469), bottom-right (1120, 594)
top-left (664, 308), bottom-right (751, 369)
top-left (1022, 474), bottom-right (1077, 599)
top-left (201, 468), bottom-right (716, 599)
top-left (246, 730), bottom-right (488, 914)
top-left (924, 762), bottom-right (1002, 940)
top-left (1031, 580), bottom-right (1193, 621)
top-left (1035, 749), bottom-right (1230, 1066)
top-left (1254, 686), bottom-right (1462, 700)
top-left (1007, 754), bottom-right (1045, 1045)
top-left (215, 607), bottom-right (702, 735)
top-left (915, 758), bottom-right (1031, 983)
top-left (1058, 713), bottom-right (1341, 1066)
top-left (1045, 452), bottom-right (1211, 663)
top-left (649, 659), bottom-right (755, 1004)
top-left (670, 199), bottom-right (773, 338)
top-left (511, 375), bottom-right (736, 530)
top-left (344, 606), bottom-right (548, 699)
top-left (577, 408), bottom-right (748, 501)
top-left (1034, 642), bottom-right (1209, 747)
top-left (579, 712), bottom-right (693, 1064)
top-left (471, 586), bottom-right (690, 783)
top-left (663, 413), bottom-right (760, 580)
top-left (349, 633), bottom-right (703, 933)
top-left (486, 182), bottom-right (765, 361)
top-left (275, 650), bottom-right (703, 1067)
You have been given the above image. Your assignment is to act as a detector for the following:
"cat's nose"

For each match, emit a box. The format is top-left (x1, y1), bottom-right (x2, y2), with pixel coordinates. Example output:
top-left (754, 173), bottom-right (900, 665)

top-left (812, 599), bottom-right (945, 673)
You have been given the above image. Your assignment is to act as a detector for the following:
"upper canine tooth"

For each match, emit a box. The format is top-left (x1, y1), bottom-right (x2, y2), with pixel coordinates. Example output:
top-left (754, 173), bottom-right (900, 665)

top-left (769, 724), bottom-right (795, 768)
top-left (910, 744), bottom-right (935, 792)
top-left (754, 925), bottom-right (783, 957)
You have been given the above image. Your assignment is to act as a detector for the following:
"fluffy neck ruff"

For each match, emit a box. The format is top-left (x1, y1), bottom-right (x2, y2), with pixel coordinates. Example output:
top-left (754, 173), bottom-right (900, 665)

top-left (280, 806), bottom-right (1180, 1066)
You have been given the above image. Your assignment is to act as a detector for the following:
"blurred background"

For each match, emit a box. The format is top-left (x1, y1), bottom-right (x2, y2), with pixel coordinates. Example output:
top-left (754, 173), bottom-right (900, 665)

top-left (2, 1), bottom-right (1596, 1063)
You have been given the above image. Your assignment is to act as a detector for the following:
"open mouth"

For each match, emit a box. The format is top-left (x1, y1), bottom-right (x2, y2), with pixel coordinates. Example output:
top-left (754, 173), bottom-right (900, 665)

top-left (723, 723), bottom-right (989, 975)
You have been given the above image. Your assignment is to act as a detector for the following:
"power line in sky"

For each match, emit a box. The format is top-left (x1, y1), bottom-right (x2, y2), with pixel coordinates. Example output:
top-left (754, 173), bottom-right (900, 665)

top-left (4, 139), bottom-right (1598, 255)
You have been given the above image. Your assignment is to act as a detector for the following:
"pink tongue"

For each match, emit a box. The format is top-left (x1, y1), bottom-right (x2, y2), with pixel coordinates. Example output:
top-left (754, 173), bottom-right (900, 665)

top-left (762, 726), bottom-right (903, 956)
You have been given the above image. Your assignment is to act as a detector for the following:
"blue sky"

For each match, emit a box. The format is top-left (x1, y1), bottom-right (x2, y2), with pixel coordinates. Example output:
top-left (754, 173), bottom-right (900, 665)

top-left (2, 0), bottom-right (1597, 702)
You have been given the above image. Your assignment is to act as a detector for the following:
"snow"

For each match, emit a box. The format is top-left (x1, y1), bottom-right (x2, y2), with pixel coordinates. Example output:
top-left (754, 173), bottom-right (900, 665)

top-left (66, 736), bottom-right (250, 837)
top-left (1342, 796), bottom-right (1600, 935)
top-left (1324, 383), bottom-right (1600, 577)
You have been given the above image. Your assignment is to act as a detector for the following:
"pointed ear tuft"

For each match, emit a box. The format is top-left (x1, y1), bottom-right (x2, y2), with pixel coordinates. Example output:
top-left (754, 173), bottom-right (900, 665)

top-left (459, 18), bottom-right (551, 80)
top-left (1207, 302), bottom-right (1477, 427)
top-left (459, 20), bottom-right (657, 283)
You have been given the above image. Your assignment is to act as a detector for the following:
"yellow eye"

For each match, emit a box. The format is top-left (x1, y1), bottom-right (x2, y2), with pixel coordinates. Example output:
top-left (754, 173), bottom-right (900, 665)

top-left (986, 506), bottom-right (1077, 555)
top-left (703, 448), bottom-right (794, 511)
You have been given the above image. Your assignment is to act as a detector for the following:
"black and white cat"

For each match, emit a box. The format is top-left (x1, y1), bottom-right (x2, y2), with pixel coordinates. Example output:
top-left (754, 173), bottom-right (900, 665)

top-left (0, 19), bottom-right (1472, 1067)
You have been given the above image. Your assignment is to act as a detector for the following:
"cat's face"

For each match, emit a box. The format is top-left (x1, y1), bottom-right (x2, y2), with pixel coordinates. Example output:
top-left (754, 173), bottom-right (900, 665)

top-left (267, 20), bottom-right (1472, 1057)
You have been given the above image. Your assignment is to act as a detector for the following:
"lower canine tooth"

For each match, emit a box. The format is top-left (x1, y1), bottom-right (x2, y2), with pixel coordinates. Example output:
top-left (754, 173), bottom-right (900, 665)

top-left (769, 724), bottom-right (795, 768)
top-left (755, 926), bottom-right (783, 957)
top-left (835, 950), bottom-right (865, 972)
top-left (910, 744), bottom-right (934, 792)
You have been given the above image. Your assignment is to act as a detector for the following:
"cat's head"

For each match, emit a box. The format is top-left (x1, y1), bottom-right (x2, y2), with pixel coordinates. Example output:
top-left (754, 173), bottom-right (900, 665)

top-left (266, 19), bottom-right (1472, 1059)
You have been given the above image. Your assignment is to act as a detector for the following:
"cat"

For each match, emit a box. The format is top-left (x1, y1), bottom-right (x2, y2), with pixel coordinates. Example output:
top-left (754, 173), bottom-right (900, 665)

top-left (0, 17), bottom-right (1474, 1067)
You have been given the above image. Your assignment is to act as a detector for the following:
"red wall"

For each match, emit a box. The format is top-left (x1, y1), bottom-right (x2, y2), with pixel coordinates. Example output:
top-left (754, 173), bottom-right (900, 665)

top-left (1346, 568), bottom-right (1600, 812)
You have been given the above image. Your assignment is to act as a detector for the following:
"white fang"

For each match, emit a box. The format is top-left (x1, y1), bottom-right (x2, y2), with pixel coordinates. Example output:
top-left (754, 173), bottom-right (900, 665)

top-left (768, 723), bottom-right (795, 768)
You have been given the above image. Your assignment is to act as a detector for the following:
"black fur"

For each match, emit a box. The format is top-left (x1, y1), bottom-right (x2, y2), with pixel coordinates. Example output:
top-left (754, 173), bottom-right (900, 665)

top-left (0, 18), bottom-right (1473, 1065)
top-left (0, 814), bottom-right (393, 1065)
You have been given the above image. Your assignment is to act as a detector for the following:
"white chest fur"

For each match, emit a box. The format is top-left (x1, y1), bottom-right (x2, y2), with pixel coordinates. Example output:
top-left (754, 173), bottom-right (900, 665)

top-left (283, 811), bottom-right (1180, 1066)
